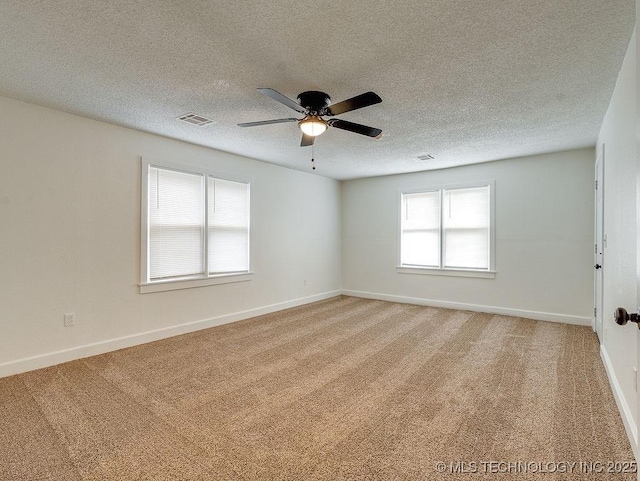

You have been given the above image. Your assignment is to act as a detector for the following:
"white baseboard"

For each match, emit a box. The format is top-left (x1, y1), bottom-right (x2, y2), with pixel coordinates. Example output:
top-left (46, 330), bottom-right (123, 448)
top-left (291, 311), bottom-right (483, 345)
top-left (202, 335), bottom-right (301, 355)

top-left (0, 289), bottom-right (593, 379)
top-left (600, 345), bottom-right (639, 459)
top-left (0, 290), bottom-right (342, 379)
top-left (341, 290), bottom-right (591, 326)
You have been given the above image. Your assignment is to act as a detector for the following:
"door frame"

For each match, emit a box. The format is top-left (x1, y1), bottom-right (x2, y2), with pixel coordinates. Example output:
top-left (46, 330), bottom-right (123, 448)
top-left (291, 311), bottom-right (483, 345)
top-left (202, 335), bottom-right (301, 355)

top-left (594, 144), bottom-right (605, 341)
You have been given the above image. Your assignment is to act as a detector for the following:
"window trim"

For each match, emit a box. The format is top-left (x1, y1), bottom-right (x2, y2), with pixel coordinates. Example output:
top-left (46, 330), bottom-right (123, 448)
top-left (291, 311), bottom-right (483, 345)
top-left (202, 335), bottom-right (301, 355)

top-left (140, 157), bottom-right (253, 293)
top-left (397, 180), bottom-right (496, 279)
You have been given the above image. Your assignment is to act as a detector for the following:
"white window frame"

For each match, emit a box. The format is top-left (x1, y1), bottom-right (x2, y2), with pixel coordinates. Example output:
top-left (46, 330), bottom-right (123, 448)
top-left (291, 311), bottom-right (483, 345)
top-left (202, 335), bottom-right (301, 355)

top-left (140, 158), bottom-right (253, 293)
top-left (397, 180), bottom-right (496, 279)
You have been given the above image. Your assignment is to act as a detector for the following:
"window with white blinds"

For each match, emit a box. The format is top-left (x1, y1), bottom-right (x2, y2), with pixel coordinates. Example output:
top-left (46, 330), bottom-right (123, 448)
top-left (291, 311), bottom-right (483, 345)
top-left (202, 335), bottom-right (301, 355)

top-left (400, 183), bottom-right (493, 272)
top-left (207, 177), bottom-right (250, 274)
top-left (443, 186), bottom-right (490, 269)
top-left (401, 191), bottom-right (440, 267)
top-left (142, 162), bottom-right (250, 290)
top-left (149, 168), bottom-right (205, 280)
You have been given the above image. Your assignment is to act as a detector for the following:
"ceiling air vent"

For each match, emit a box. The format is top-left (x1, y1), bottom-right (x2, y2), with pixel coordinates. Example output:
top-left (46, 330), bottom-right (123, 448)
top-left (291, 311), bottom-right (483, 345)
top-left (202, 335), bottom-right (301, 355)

top-left (415, 154), bottom-right (435, 161)
top-left (177, 113), bottom-right (215, 126)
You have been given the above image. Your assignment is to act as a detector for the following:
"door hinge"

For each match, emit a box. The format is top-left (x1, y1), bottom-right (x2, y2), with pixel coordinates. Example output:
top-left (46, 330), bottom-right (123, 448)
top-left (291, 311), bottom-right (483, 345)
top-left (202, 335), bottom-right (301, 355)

top-left (594, 307), bottom-right (597, 317)
top-left (595, 180), bottom-right (598, 190)
top-left (595, 243), bottom-right (597, 254)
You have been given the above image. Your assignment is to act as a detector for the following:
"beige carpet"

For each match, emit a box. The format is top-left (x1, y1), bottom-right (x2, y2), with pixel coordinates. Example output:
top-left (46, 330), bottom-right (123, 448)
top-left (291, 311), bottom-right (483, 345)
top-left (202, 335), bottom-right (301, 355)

top-left (0, 296), bottom-right (635, 480)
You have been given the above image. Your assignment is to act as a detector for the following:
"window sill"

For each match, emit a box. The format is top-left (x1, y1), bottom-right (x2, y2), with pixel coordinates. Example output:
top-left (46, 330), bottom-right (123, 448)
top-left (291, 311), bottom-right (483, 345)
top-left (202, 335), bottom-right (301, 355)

top-left (140, 272), bottom-right (253, 294)
top-left (396, 266), bottom-right (496, 279)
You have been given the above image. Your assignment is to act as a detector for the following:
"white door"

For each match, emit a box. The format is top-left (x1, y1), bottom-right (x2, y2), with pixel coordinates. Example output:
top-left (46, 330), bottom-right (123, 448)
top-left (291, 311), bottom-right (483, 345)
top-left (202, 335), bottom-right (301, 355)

top-left (594, 146), bottom-right (605, 341)
top-left (637, 158), bottom-right (640, 481)
top-left (637, 12), bottom-right (640, 476)
top-left (637, 125), bottom-right (640, 481)
top-left (637, 11), bottom-right (640, 479)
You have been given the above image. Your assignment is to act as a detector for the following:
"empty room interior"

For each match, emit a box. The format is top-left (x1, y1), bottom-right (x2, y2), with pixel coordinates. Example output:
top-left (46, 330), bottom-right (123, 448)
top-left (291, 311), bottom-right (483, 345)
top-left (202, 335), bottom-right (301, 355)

top-left (1, 1), bottom-right (640, 480)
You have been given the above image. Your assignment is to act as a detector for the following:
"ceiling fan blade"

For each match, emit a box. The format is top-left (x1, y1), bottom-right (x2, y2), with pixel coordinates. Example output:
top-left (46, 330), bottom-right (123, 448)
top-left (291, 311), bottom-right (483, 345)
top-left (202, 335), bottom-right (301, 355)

top-left (257, 88), bottom-right (306, 113)
top-left (327, 91), bottom-right (382, 116)
top-left (238, 118), bottom-right (298, 127)
top-left (300, 133), bottom-right (315, 147)
top-left (328, 119), bottom-right (382, 138)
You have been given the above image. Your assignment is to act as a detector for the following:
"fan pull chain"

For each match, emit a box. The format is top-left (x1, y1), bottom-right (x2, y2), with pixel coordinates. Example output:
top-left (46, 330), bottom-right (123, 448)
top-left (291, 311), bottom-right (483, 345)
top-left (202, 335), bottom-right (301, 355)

top-left (311, 144), bottom-right (316, 170)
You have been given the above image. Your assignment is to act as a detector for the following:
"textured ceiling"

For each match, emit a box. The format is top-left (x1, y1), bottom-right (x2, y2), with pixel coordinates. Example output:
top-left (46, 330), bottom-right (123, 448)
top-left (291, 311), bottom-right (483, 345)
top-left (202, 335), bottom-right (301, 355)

top-left (0, 1), bottom-right (634, 180)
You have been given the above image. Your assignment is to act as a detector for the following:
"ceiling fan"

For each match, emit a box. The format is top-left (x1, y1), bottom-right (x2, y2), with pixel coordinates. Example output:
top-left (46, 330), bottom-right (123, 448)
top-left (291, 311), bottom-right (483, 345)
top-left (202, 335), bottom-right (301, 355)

top-left (238, 88), bottom-right (382, 146)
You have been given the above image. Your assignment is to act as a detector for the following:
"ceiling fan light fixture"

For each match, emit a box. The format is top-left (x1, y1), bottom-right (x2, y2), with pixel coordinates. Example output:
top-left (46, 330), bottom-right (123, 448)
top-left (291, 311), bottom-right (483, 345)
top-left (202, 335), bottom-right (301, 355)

top-left (299, 116), bottom-right (327, 137)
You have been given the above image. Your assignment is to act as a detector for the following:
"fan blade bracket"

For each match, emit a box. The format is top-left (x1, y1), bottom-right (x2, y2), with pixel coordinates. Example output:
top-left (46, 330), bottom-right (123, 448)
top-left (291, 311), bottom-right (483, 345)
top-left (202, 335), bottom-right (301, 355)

top-left (327, 91), bottom-right (382, 116)
top-left (257, 88), bottom-right (307, 113)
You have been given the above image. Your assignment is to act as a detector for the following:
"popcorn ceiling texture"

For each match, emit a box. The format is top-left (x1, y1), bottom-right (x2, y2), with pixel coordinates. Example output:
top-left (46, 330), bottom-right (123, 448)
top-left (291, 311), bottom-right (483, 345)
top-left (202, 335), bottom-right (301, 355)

top-left (0, 1), bottom-right (634, 179)
top-left (0, 297), bottom-right (635, 480)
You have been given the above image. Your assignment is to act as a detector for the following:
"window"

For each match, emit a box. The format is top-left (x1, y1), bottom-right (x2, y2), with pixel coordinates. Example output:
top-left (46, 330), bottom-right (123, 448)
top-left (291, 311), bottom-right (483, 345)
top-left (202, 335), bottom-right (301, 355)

top-left (141, 160), bottom-right (251, 293)
top-left (399, 183), bottom-right (494, 277)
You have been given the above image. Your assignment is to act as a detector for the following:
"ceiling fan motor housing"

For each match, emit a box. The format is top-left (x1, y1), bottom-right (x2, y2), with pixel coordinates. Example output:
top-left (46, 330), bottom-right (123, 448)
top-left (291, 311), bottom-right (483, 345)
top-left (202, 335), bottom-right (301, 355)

top-left (297, 91), bottom-right (331, 114)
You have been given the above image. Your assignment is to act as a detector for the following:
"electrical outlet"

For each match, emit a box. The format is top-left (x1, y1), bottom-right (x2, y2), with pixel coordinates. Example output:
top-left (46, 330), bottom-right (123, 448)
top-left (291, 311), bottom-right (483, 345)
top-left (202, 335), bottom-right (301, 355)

top-left (64, 313), bottom-right (75, 327)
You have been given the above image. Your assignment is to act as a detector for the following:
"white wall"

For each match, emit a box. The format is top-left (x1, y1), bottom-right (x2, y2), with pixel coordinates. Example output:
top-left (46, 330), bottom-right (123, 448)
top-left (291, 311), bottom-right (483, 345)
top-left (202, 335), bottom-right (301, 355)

top-left (342, 148), bottom-right (594, 323)
top-left (0, 96), bottom-right (342, 376)
top-left (597, 28), bottom-right (638, 454)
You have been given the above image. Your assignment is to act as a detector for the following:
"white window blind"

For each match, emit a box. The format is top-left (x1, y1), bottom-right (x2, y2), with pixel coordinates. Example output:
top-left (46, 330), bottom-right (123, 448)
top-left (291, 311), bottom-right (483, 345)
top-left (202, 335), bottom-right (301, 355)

top-left (149, 167), bottom-right (204, 280)
top-left (145, 164), bottom-right (250, 285)
top-left (208, 177), bottom-right (249, 274)
top-left (400, 184), bottom-right (492, 271)
top-left (401, 191), bottom-right (440, 267)
top-left (443, 186), bottom-right (490, 269)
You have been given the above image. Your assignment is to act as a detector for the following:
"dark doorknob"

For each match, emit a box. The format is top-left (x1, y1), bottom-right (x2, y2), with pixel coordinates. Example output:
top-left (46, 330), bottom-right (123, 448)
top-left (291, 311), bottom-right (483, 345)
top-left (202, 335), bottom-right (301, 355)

top-left (594, 264), bottom-right (602, 269)
top-left (614, 307), bottom-right (640, 328)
